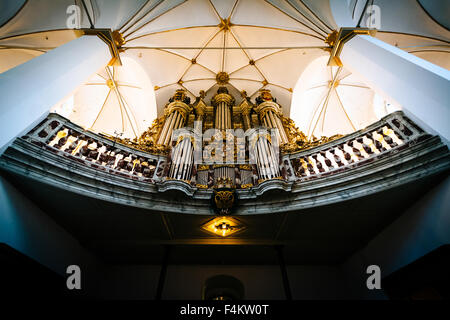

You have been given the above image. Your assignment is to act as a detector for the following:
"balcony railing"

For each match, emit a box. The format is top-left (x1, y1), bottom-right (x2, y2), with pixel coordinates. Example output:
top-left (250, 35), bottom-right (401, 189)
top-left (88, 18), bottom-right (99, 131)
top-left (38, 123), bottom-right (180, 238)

top-left (22, 113), bottom-right (167, 182)
top-left (281, 111), bottom-right (428, 181)
top-left (17, 111), bottom-right (439, 192)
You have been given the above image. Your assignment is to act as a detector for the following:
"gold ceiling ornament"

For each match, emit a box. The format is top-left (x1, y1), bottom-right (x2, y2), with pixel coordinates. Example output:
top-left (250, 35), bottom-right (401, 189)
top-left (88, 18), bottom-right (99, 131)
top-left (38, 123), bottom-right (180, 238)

top-left (218, 17), bottom-right (232, 31)
top-left (328, 79), bottom-right (340, 88)
top-left (112, 30), bottom-right (126, 49)
top-left (327, 28), bottom-right (377, 67)
top-left (216, 71), bottom-right (230, 85)
top-left (106, 79), bottom-right (115, 89)
top-left (325, 30), bottom-right (339, 47)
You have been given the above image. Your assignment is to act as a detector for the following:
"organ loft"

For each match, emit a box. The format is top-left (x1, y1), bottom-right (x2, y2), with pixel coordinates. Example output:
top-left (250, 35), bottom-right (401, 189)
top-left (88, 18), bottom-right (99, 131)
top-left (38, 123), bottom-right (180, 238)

top-left (30, 81), bottom-right (416, 218)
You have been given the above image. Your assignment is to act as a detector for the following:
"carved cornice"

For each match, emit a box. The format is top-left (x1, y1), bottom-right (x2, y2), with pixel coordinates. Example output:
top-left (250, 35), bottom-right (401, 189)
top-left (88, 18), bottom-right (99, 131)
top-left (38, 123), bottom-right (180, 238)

top-left (255, 101), bottom-right (283, 117)
top-left (164, 100), bottom-right (193, 118)
top-left (211, 92), bottom-right (235, 107)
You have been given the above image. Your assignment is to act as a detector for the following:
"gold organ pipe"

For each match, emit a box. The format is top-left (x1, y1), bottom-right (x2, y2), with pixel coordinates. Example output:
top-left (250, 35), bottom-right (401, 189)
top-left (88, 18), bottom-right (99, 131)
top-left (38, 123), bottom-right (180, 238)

top-left (164, 111), bottom-right (179, 145)
top-left (162, 111), bottom-right (177, 145)
top-left (276, 116), bottom-right (289, 144)
top-left (262, 136), bottom-right (275, 178)
top-left (176, 139), bottom-right (186, 179)
top-left (157, 112), bottom-right (173, 145)
top-left (172, 138), bottom-right (184, 179)
top-left (215, 105), bottom-right (219, 128)
top-left (169, 136), bottom-right (183, 178)
top-left (268, 111), bottom-right (282, 145)
top-left (258, 137), bottom-right (269, 178)
top-left (180, 138), bottom-right (193, 180)
top-left (221, 103), bottom-right (225, 130)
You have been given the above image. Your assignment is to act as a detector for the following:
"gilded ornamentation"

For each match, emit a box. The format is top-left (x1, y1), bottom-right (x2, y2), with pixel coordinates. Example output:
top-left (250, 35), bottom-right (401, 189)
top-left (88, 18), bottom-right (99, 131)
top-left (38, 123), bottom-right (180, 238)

top-left (215, 177), bottom-right (234, 187)
top-left (280, 116), bottom-right (343, 153)
top-left (325, 30), bottom-right (338, 47)
top-left (169, 88), bottom-right (191, 105)
top-left (211, 86), bottom-right (235, 106)
top-left (214, 190), bottom-right (235, 213)
top-left (216, 72), bottom-right (230, 85)
top-left (197, 164), bottom-right (210, 171)
top-left (255, 89), bottom-right (277, 105)
top-left (107, 117), bottom-right (170, 155)
top-left (112, 30), bottom-right (125, 48)
top-left (213, 164), bottom-right (235, 169)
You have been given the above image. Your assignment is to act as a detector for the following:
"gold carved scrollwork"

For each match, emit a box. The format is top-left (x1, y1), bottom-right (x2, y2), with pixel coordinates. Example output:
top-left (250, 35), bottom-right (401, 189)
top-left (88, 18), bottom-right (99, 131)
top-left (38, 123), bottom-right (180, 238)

top-left (214, 190), bottom-right (235, 210)
top-left (280, 116), bottom-right (343, 153)
top-left (238, 164), bottom-right (252, 171)
top-left (109, 117), bottom-right (170, 155)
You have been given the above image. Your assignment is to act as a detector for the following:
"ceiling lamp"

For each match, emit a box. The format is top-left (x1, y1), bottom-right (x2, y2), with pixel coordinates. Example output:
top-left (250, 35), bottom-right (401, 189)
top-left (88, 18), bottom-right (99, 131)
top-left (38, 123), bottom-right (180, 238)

top-left (201, 216), bottom-right (246, 237)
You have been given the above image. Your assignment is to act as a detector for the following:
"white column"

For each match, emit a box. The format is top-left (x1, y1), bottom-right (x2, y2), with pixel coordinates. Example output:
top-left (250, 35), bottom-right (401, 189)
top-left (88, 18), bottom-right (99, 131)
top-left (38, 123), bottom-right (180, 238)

top-left (0, 35), bottom-right (111, 153)
top-left (340, 35), bottom-right (450, 144)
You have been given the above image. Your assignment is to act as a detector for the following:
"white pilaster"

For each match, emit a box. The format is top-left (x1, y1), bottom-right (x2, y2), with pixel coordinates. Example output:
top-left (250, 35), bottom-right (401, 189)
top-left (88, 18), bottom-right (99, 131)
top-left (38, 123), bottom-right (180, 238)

top-left (340, 35), bottom-right (450, 144)
top-left (0, 35), bottom-right (111, 153)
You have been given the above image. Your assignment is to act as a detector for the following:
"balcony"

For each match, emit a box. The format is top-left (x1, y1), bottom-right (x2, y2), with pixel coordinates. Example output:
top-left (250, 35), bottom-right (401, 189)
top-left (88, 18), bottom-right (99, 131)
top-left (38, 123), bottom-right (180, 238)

top-left (0, 111), bottom-right (448, 215)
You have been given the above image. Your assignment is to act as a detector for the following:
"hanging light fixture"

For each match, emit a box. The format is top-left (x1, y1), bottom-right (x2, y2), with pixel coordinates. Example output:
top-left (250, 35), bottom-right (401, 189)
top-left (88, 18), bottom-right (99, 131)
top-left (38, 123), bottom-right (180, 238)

top-left (201, 216), bottom-right (246, 237)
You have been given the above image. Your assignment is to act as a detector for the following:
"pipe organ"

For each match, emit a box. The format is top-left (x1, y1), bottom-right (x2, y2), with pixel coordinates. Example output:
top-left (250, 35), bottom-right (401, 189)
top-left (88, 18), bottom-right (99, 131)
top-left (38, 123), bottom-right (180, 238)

top-left (118, 87), bottom-right (341, 193)
top-left (22, 103), bottom-right (419, 214)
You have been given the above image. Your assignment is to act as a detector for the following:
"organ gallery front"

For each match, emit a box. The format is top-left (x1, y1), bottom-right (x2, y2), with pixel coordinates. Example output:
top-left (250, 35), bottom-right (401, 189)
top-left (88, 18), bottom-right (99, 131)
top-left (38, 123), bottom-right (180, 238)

top-left (14, 83), bottom-right (431, 220)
